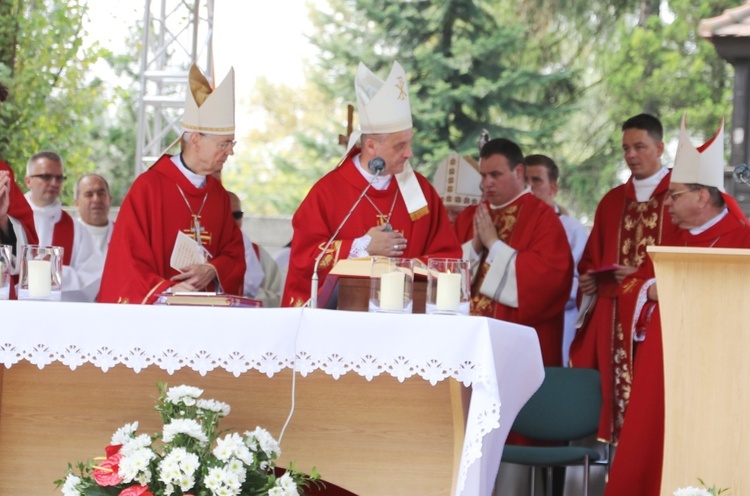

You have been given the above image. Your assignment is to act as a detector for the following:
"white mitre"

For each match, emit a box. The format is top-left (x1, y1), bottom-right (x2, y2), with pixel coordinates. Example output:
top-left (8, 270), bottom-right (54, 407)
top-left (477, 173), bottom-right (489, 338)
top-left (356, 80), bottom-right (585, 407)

top-left (181, 64), bottom-right (235, 136)
top-left (672, 114), bottom-right (725, 191)
top-left (432, 151), bottom-right (482, 207)
top-left (346, 61), bottom-right (428, 220)
top-left (356, 61), bottom-right (413, 135)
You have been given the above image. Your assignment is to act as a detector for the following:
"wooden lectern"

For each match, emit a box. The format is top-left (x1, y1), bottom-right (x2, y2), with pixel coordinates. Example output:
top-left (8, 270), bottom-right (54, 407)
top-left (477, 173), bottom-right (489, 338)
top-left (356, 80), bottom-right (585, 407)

top-left (649, 246), bottom-right (750, 494)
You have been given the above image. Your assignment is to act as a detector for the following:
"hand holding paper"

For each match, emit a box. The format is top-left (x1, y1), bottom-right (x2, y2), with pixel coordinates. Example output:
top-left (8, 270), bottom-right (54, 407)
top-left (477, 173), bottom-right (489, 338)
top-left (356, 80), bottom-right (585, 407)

top-left (170, 231), bottom-right (205, 272)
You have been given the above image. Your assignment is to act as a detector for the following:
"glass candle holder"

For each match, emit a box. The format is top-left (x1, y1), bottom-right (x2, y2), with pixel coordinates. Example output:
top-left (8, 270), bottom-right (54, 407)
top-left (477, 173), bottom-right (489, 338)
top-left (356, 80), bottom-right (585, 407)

top-left (368, 257), bottom-right (414, 313)
top-left (0, 244), bottom-right (11, 300)
top-left (426, 258), bottom-right (471, 315)
top-left (18, 245), bottom-right (63, 301)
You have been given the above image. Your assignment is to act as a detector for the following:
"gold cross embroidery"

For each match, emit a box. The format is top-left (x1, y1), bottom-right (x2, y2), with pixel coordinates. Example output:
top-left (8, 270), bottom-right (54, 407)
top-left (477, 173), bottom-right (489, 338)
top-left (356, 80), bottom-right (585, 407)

top-left (395, 77), bottom-right (407, 100)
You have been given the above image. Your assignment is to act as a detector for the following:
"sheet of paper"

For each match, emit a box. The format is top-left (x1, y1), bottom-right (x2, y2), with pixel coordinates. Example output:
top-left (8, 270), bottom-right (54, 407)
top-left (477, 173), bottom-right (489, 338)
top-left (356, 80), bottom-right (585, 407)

top-left (170, 231), bottom-right (205, 272)
top-left (574, 293), bottom-right (597, 329)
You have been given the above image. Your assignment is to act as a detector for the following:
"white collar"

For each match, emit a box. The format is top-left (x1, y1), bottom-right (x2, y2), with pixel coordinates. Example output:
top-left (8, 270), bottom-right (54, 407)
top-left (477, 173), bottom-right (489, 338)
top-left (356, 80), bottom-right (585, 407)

top-left (353, 154), bottom-right (392, 191)
top-left (171, 154), bottom-right (206, 188)
top-left (689, 207), bottom-right (729, 235)
top-left (78, 218), bottom-right (111, 234)
top-left (489, 186), bottom-right (531, 210)
top-left (24, 191), bottom-right (62, 218)
top-left (632, 167), bottom-right (669, 202)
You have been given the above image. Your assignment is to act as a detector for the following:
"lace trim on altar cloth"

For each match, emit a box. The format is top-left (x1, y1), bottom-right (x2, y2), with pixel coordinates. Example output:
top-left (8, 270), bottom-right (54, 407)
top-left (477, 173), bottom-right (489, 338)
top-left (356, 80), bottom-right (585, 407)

top-left (0, 342), bottom-right (499, 494)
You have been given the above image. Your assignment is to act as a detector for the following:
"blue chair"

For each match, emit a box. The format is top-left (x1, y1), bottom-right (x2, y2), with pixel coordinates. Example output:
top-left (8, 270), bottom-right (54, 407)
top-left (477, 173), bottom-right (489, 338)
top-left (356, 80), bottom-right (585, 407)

top-left (501, 367), bottom-right (603, 496)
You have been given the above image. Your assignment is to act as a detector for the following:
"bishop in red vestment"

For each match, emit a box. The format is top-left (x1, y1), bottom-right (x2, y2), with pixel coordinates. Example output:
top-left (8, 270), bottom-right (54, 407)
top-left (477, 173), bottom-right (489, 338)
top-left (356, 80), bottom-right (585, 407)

top-left (283, 146), bottom-right (461, 307)
top-left (98, 154), bottom-right (245, 303)
top-left (453, 139), bottom-right (572, 366)
top-left (605, 117), bottom-right (747, 496)
top-left (282, 60), bottom-right (461, 307)
top-left (98, 64), bottom-right (245, 304)
top-left (570, 114), bottom-right (680, 445)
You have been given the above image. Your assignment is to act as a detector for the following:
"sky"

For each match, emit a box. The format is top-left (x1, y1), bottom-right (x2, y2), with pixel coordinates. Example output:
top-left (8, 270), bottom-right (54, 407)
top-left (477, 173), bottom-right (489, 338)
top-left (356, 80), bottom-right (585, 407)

top-left (83, 0), bottom-right (320, 133)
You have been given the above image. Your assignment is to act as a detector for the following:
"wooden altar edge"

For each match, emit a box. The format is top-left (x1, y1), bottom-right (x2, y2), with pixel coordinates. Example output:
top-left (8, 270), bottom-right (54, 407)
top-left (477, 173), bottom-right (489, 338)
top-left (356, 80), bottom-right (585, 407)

top-left (0, 363), bottom-right (469, 496)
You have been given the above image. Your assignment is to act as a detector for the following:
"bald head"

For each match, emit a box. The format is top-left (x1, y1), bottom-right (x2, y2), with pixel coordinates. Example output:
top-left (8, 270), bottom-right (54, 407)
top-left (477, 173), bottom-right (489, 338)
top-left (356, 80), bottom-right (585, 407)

top-left (75, 174), bottom-right (112, 226)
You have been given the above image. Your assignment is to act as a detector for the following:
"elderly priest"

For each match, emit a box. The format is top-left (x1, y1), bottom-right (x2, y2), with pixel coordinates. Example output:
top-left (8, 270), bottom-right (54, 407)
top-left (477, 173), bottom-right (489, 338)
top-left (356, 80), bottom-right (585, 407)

top-left (98, 65), bottom-right (245, 304)
top-left (282, 61), bottom-right (461, 307)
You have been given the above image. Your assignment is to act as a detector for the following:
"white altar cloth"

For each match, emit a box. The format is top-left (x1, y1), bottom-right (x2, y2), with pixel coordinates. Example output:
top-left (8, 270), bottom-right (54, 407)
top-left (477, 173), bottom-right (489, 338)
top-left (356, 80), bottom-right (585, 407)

top-left (0, 301), bottom-right (544, 495)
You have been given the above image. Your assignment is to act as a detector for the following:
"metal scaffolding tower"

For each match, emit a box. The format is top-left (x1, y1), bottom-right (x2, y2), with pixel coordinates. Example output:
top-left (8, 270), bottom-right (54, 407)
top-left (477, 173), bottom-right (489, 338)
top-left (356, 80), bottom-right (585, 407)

top-left (135, 0), bottom-right (214, 176)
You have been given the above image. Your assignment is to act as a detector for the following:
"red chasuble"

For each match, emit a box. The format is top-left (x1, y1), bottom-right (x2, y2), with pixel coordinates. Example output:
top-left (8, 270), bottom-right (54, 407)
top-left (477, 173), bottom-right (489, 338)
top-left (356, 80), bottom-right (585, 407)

top-left (98, 155), bottom-right (245, 304)
top-left (453, 194), bottom-right (573, 367)
top-left (606, 201), bottom-right (750, 496)
top-left (569, 172), bottom-right (679, 444)
top-left (0, 159), bottom-right (38, 245)
top-left (282, 148), bottom-right (462, 307)
top-left (51, 211), bottom-right (75, 266)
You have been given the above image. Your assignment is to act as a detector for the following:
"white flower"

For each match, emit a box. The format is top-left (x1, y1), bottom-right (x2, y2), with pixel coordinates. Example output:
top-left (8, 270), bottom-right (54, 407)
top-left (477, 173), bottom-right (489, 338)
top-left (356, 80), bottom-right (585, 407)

top-left (118, 447), bottom-right (156, 483)
top-left (674, 487), bottom-right (713, 496)
top-left (213, 433), bottom-right (244, 461)
top-left (163, 418), bottom-right (209, 444)
top-left (111, 421), bottom-right (139, 445)
top-left (158, 448), bottom-right (199, 490)
top-left (247, 427), bottom-right (281, 458)
top-left (197, 398), bottom-right (231, 417)
top-left (270, 474), bottom-right (299, 496)
top-left (61, 473), bottom-right (82, 496)
top-left (166, 385), bottom-right (203, 405)
top-left (277, 472), bottom-right (299, 492)
top-left (120, 433), bottom-right (152, 455)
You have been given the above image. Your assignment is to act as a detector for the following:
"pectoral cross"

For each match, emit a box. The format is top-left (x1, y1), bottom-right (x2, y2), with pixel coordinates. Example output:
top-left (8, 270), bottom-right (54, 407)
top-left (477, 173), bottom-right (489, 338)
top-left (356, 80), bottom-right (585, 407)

top-left (191, 215), bottom-right (204, 243)
top-left (187, 215), bottom-right (212, 245)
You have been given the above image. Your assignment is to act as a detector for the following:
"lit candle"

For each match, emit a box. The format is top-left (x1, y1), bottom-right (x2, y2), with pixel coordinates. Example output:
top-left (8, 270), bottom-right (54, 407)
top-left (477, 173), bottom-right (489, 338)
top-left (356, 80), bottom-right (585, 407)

top-left (27, 259), bottom-right (52, 299)
top-left (379, 270), bottom-right (405, 311)
top-left (436, 272), bottom-right (462, 311)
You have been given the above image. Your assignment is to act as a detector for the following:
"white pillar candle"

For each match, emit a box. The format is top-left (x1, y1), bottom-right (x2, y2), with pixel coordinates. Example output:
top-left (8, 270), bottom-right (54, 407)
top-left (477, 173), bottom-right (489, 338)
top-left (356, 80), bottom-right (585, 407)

top-left (379, 270), bottom-right (405, 311)
top-left (436, 272), bottom-right (462, 311)
top-left (27, 259), bottom-right (52, 299)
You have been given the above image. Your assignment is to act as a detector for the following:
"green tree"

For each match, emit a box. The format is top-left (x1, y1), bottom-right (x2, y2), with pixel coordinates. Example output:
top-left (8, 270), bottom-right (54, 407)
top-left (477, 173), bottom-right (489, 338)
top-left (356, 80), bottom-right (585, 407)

top-left (0, 0), bottom-right (106, 203)
top-left (222, 76), bottom-right (342, 216)
top-left (308, 0), bottom-right (578, 177)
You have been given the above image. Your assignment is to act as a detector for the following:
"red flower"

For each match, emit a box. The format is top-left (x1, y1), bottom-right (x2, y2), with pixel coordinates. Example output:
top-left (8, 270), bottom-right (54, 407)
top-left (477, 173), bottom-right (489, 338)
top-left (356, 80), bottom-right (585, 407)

top-left (118, 485), bottom-right (154, 496)
top-left (105, 444), bottom-right (123, 458)
top-left (93, 453), bottom-right (123, 486)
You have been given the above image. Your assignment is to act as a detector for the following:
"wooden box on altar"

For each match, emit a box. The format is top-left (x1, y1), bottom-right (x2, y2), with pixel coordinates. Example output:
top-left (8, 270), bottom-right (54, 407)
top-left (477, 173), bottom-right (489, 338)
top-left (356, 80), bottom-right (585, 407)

top-left (649, 246), bottom-right (750, 494)
top-left (319, 258), bottom-right (428, 312)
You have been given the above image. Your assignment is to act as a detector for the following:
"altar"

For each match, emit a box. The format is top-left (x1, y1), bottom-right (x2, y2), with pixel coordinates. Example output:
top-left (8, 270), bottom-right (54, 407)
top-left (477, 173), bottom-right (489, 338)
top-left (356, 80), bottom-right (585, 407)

top-left (0, 301), bottom-right (544, 495)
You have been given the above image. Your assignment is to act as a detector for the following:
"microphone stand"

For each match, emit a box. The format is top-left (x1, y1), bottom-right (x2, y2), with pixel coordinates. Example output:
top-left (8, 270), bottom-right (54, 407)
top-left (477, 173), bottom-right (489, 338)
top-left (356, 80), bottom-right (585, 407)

top-left (309, 158), bottom-right (385, 308)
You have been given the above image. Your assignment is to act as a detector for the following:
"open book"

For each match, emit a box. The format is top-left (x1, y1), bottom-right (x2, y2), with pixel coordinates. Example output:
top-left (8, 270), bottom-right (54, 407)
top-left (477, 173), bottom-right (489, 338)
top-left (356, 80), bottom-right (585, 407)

top-left (328, 257), bottom-right (429, 278)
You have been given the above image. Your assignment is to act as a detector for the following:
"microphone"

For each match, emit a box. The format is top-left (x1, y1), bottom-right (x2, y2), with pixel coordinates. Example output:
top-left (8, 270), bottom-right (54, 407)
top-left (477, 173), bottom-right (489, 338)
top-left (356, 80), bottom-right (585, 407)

top-left (368, 156), bottom-right (385, 175)
top-left (309, 157), bottom-right (386, 308)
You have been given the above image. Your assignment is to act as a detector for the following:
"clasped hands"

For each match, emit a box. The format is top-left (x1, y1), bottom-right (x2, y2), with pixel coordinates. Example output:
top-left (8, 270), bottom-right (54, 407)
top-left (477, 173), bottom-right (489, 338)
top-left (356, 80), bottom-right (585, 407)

top-left (472, 203), bottom-right (499, 253)
top-left (171, 263), bottom-right (218, 292)
top-left (365, 224), bottom-right (408, 257)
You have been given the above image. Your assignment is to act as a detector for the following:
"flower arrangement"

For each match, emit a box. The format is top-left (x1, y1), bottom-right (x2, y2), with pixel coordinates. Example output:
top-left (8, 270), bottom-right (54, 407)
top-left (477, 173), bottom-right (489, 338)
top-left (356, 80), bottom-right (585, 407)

top-left (674, 478), bottom-right (730, 496)
top-left (56, 383), bottom-right (319, 496)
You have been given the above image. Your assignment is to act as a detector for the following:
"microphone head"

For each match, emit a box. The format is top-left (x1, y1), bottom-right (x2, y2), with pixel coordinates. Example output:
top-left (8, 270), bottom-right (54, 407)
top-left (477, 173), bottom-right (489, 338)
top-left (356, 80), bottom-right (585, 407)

top-left (368, 157), bottom-right (386, 175)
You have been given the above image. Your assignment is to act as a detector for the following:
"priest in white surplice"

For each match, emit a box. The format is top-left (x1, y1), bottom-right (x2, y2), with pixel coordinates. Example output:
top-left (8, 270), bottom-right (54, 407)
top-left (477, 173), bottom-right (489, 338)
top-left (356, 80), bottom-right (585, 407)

top-left (75, 173), bottom-right (114, 258)
top-left (24, 151), bottom-right (104, 302)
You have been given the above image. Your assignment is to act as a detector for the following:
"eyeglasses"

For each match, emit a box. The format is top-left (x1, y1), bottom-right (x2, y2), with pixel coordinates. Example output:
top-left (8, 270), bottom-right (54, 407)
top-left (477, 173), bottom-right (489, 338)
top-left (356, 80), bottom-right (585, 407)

top-left (29, 174), bottom-right (66, 182)
top-left (199, 133), bottom-right (237, 151)
top-left (668, 188), bottom-right (698, 201)
top-left (232, 211), bottom-right (243, 220)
